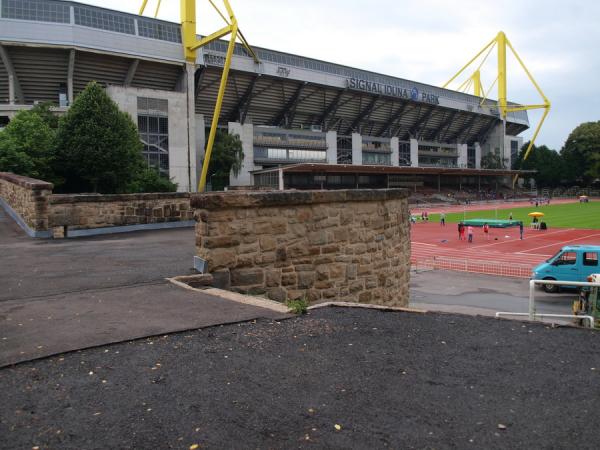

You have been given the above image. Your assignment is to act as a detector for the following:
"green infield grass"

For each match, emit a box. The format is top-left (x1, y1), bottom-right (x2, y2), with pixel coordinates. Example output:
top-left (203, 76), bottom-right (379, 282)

top-left (428, 201), bottom-right (600, 229)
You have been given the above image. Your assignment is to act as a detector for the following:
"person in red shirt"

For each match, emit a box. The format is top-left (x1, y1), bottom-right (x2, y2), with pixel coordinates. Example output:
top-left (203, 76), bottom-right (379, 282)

top-left (483, 223), bottom-right (490, 240)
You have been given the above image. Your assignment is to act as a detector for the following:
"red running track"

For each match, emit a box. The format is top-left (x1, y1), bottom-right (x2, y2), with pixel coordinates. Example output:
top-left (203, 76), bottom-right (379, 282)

top-left (411, 221), bottom-right (600, 278)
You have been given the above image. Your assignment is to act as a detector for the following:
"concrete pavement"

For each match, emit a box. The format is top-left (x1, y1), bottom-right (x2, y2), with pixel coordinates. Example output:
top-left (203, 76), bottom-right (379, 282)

top-left (0, 208), bottom-right (288, 367)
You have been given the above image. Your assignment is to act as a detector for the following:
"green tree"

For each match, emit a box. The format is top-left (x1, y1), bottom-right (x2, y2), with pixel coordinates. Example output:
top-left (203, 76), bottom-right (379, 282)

top-left (515, 142), bottom-right (563, 187)
top-left (560, 121), bottom-right (600, 184)
top-left (0, 109), bottom-right (57, 182)
top-left (31, 102), bottom-right (60, 129)
top-left (207, 131), bottom-right (244, 191)
top-left (55, 81), bottom-right (143, 193)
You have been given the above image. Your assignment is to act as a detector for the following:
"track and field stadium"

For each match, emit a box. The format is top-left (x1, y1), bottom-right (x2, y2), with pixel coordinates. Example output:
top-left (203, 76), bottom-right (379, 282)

top-left (411, 200), bottom-right (600, 278)
top-left (0, 0), bottom-right (531, 192)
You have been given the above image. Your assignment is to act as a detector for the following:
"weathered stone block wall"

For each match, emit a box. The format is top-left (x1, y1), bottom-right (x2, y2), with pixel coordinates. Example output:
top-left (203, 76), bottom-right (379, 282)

top-left (192, 189), bottom-right (411, 307)
top-left (48, 193), bottom-right (192, 230)
top-left (0, 172), bottom-right (53, 231)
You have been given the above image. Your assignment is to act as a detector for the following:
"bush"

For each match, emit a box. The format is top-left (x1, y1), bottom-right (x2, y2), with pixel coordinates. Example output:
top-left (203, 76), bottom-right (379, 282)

top-left (128, 167), bottom-right (178, 193)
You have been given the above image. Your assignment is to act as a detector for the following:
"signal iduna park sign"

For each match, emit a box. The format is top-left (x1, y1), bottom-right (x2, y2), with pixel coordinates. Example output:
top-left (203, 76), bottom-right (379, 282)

top-left (346, 78), bottom-right (440, 105)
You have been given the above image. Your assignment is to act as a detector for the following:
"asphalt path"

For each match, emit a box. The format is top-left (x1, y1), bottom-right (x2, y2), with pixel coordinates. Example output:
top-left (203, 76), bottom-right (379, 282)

top-left (410, 269), bottom-right (575, 319)
top-left (0, 208), bottom-right (196, 302)
top-left (0, 208), bottom-right (287, 367)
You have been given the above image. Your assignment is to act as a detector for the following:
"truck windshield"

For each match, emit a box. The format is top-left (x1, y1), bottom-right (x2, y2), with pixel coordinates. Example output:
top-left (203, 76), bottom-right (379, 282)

top-left (546, 251), bottom-right (562, 263)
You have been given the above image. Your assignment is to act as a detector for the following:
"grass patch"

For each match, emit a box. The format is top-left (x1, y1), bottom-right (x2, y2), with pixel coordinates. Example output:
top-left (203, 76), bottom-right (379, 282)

top-left (286, 298), bottom-right (308, 315)
top-left (428, 201), bottom-right (600, 229)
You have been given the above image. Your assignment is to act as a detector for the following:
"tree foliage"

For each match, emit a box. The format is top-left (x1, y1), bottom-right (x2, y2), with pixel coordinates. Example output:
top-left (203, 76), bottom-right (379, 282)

top-left (127, 167), bottom-right (178, 193)
top-left (55, 82), bottom-right (144, 193)
top-left (208, 130), bottom-right (244, 191)
top-left (560, 121), bottom-right (600, 183)
top-left (0, 108), bottom-right (57, 182)
top-left (515, 142), bottom-right (563, 187)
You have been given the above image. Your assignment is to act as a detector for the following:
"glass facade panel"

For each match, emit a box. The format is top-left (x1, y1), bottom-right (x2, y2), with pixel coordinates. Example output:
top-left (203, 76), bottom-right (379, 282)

top-left (138, 97), bottom-right (169, 177)
top-left (362, 152), bottom-right (391, 166)
top-left (138, 18), bottom-right (182, 43)
top-left (74, 5), bottom-right (135, 34)
top-left (2, 0), bottom-right (70, 23)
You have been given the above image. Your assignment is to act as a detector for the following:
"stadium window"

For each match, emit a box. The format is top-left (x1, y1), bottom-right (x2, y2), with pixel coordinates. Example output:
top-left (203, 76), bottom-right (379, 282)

top-left (138, 97), bottom-right (169, 176)
top-left (584, 252), bottom-right (598, 266)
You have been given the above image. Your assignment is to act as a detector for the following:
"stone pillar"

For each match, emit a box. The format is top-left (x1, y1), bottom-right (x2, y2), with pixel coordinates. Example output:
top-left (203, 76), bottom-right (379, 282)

top-left (326, 130), bottom-right (337, 164)
top-left (352, 133), bottom-right (362, 165)
top-left (278, 168), bottom-right (284, 190)
top-left (228, 122), bottom-right (255, 187)
top-left (192, 189), bottom-right (411, 307)
top-left (475, 142), bottom-right (482, 169)
top-left (410, 138), bottom-right (419, 167)
top-left (457, 143), bottom-right (468, 168)
top-left (390, 137), bottom-right (400, 166)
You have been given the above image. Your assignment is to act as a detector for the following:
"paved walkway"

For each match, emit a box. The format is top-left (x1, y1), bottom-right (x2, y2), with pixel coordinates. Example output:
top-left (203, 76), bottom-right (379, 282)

top-left (0, 208), bottom-right (287, 367)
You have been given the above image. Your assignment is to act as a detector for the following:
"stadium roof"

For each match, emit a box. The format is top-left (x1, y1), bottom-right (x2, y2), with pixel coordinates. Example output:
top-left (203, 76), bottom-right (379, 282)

top-left (253, 164), bottom-right (533, 177)
top-left (0, 0), bottom-right (529, 144)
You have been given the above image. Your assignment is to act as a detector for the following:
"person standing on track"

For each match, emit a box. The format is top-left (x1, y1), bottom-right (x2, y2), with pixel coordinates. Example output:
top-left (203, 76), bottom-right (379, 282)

top-left (483, 222), bottom-right (490, 240)
top-left (458, 222), bottom-right (464, 240)
top-left (440, 212), bottom-right (446, 226)
top-left (519, 221), bottom-right (524, 240)
top-left (467, 225), bottom-right (474, 243)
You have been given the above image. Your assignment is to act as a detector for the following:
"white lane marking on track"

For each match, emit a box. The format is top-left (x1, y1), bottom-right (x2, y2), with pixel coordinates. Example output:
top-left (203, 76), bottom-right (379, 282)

top-left (469, 228), bottom-right (576, 249)
top-left (412, 242), bottom-right (438, 247)
top-left (519, 233), bottom-right (600, 253)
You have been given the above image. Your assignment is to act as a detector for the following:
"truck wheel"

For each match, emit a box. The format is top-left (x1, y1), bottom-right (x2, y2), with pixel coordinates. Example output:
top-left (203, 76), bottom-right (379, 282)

top-left (542, 278), bottom-right (558, 293)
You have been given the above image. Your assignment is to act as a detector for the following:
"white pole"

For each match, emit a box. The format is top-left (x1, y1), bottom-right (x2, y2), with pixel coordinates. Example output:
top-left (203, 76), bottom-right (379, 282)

top-left (529, 279), bottom-right (536, 321)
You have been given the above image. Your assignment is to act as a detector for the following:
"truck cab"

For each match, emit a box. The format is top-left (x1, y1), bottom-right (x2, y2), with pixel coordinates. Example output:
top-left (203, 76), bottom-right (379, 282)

top-left (532, 245), bottom-right (600, 293)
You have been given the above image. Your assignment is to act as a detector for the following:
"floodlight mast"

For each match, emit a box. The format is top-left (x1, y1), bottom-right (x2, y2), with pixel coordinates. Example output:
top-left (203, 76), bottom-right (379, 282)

top-left (443, 31), bottom-right (551, 186)
top-left (139, 0), bottom-right (259, 192)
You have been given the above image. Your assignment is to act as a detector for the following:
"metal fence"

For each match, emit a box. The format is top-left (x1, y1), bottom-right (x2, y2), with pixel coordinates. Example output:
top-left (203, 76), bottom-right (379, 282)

top-left (412, 256), bottom-right (532, 278)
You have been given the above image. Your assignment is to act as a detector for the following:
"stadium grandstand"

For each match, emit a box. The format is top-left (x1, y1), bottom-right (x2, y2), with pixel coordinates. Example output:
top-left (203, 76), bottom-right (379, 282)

top-left (0, 0), bottom-right (531, 192)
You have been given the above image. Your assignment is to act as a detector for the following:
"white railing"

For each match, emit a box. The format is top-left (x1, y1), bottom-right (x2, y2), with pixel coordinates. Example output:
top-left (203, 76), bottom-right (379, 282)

top-left (496, 279), bottom-right (600, 328)
top-left (412, 256), bottom-right (532, 278)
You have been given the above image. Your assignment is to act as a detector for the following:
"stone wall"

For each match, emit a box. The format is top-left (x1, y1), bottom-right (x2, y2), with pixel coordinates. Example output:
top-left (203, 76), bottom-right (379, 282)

top-left (49, 193), bottom-right (192, 231)
top-left (0, 172), bottom-right (53, 235)
top-left (0, 172), bottom-right (193, 237)
top-left (192, 189), bottom-right (411, 307)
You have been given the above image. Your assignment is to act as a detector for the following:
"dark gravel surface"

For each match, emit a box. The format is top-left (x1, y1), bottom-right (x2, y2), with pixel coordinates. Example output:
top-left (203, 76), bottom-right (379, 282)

top-left (2, 307), bottom-right (600, 449)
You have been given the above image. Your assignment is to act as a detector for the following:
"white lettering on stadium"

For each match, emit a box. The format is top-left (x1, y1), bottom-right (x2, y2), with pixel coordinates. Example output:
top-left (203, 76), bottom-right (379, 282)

top-left (346, 78), bottom-right (440, 105)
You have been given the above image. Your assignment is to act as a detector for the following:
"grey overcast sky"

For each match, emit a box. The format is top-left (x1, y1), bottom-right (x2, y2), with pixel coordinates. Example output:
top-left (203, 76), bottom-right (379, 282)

top-left (79, 0), bottom-right (600, 150)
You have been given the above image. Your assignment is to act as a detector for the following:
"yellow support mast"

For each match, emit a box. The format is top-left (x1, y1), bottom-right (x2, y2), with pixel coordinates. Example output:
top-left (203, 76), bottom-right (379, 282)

top-left (443, 31), bottom-right (550, 185)
top-left (140, 0), bottom-right (259, 192)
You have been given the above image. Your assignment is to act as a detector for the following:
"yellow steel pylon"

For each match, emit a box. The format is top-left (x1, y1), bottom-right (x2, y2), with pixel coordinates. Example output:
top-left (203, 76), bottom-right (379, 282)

top-left (443, 31), bottom-right (550, 185)
top-left (140, 0), bottom-right (259, 192)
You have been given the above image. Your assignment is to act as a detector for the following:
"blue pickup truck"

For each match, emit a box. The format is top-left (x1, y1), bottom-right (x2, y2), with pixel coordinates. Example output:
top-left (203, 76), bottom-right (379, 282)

top-left (532, 245), bottom-right (600, 293)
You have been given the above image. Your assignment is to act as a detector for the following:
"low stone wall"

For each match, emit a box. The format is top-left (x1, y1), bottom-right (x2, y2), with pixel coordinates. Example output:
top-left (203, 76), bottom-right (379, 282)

top-left (0, 172), bottom-right (193, 237)
top-left (0, 172), bottom-right (53, 236)
top-left (49, 193), bottom-right (193, 232)
top-left (192, 189), bottom-right (411, 307)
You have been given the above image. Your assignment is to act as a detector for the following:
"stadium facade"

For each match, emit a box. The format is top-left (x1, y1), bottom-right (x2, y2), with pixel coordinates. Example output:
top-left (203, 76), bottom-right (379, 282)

top-left (0, 0), bottom-right (528, 192)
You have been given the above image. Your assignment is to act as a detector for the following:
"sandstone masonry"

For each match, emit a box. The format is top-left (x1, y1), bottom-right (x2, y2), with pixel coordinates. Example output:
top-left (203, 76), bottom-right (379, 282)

top-left (49, 193), bottom-right (192, 232)
top-left (0, 172), bottom-right (53, 234)
top-left (0, 172), bottom-right (192, 237)
top-left (192, 189), bottom-right (411, 307)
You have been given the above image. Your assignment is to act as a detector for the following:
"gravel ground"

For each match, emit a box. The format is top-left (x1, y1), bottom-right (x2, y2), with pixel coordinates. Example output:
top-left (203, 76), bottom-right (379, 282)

top-left (2, 307), bottom-right (600, 449)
